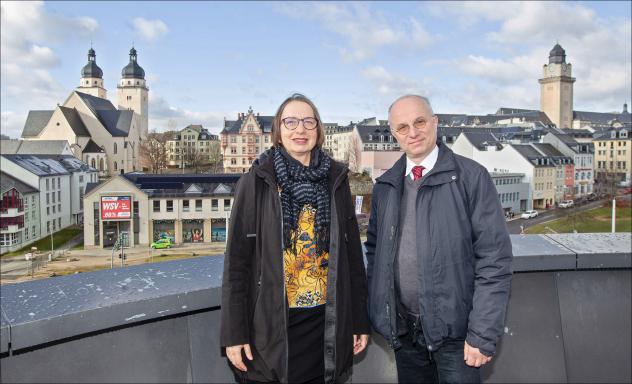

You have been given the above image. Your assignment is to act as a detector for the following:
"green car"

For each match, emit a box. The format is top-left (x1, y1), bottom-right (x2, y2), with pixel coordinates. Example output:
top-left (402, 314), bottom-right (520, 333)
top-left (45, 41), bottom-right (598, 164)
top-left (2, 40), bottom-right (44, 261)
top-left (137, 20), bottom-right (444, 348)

top-left (151, 238), bottom-right (172, 249)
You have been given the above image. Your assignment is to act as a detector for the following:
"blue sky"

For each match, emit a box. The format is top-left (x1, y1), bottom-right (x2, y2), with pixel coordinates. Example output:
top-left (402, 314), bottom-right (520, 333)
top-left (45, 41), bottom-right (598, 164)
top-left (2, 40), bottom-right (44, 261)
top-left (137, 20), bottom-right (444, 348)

top-left (1, 1), bottom-right (630, 138)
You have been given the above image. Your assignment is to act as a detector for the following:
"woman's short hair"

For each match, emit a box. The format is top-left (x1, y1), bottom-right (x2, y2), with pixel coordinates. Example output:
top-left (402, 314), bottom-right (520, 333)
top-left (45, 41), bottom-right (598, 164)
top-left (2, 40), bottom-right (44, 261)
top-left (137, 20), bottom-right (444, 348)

top-left (272, 93), bottom-right (325, 148)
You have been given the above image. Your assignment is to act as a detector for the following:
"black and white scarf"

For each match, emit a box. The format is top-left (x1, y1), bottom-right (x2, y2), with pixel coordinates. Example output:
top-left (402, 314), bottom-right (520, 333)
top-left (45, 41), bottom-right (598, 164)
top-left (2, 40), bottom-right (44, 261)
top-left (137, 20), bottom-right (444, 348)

top-left (273, 147), bottom-right (331, 255)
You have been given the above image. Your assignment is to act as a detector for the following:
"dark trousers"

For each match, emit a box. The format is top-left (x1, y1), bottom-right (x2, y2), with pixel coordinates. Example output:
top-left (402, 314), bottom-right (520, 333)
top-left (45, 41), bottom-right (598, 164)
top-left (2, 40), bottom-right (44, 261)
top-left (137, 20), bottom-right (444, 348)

top-left (394, 314), bottom-right (480, 384)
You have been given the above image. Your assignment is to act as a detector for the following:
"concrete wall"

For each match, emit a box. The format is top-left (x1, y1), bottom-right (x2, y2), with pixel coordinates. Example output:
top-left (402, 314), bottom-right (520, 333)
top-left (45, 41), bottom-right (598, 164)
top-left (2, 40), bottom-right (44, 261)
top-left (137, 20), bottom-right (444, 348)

top-left (1, 234), bottom-right (630, 383)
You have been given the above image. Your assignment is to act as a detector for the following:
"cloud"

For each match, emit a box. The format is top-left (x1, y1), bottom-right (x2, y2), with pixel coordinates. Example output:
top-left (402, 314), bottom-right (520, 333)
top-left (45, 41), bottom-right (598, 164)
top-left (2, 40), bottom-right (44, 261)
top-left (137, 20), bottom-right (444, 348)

top-left (148, 94), bottom-right (226, 134)
top-left (362, 66), bottom-right (431, 96)
top-left (132, 18), bottom-right (169, 42)
top-left (430, 1), bottom-right (631, 112)
top-left (274, 3), bottom-right (435, 62)
top-left (1, 1), bottom-right (99, 133)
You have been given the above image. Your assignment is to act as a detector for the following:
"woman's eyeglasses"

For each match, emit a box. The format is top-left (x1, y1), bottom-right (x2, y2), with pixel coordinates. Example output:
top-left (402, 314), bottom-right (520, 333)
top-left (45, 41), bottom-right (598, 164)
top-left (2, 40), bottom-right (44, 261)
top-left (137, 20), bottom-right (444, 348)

top-left (282, 117), bottom-right (318, 130)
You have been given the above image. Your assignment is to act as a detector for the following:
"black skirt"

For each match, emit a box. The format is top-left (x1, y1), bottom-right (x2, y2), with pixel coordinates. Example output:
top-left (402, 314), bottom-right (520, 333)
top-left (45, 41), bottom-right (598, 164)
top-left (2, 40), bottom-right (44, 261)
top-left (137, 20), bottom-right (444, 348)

top-left (288, 304), bottom-right (326, 383)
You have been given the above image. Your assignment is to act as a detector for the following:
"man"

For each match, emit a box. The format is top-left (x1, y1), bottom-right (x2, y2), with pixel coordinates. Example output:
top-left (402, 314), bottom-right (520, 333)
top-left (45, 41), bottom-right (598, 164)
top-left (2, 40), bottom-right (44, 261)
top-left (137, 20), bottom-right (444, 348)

top-left (365, 95), bottom-right (512, 383)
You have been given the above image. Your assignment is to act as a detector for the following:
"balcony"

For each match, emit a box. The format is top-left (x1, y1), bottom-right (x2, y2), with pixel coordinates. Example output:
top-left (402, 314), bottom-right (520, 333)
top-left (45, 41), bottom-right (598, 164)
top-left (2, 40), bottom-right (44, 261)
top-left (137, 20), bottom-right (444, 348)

top-left (1, 233), bottom-right (630, 383)
top-left (0, 224), bottom-right (21, 234)
top-left (0, 208), bottom-right (24, 218)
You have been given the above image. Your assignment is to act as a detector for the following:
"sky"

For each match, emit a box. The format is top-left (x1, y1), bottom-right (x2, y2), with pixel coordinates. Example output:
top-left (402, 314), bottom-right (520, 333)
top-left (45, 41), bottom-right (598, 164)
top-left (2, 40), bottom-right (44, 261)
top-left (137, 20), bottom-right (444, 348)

top-left (1, 1), bottom-right (631, 138)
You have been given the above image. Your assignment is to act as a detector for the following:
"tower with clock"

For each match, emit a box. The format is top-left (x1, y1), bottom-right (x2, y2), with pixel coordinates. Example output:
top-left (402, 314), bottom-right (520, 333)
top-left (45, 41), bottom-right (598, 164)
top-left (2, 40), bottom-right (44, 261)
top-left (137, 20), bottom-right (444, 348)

top-left (539, 43), bottom-right (576, 128)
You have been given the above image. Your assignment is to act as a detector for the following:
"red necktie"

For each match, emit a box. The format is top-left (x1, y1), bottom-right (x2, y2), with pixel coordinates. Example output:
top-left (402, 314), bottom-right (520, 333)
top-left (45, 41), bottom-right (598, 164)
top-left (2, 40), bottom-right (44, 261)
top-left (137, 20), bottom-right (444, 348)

top-left (412, 165), bottom-right (425, 181)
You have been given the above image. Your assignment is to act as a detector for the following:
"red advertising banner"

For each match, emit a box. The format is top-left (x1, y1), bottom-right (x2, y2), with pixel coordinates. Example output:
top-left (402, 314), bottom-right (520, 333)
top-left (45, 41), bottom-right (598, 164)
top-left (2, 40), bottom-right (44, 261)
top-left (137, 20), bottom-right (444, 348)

top-left (101, 196), bottom-right (132, 220)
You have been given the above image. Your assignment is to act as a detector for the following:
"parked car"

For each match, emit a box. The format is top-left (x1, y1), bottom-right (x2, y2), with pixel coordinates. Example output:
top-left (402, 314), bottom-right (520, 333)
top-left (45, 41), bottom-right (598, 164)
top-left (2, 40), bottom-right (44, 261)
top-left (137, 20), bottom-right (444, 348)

top-left (559, 200), bottom-right (574, 208)
top-left (150, 238), bottom-right (172, 249)
top-left (587, 193), bottom-right (597, 201)
top-left (521, 210), bottom-right (539, 219)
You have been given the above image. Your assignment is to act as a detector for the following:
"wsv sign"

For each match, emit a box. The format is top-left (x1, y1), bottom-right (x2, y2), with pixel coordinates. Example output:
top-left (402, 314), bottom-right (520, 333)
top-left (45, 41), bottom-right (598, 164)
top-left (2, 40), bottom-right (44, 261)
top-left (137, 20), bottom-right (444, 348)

top-left (101, 196), bottom-right (132, 220)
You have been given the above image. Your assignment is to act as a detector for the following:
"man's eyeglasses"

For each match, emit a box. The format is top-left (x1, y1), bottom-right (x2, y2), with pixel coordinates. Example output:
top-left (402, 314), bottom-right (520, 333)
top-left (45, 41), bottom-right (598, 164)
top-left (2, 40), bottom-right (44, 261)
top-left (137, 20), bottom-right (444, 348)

top-left (392, 117), bottom-right (432, 136)
top-left (282, 117), bottom-right (318, 130)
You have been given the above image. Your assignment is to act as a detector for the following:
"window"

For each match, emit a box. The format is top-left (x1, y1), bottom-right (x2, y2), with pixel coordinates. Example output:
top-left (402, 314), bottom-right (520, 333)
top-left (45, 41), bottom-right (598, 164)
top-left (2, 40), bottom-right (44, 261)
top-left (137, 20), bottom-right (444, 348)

top-left (58, 203), bottom-right (61, 211)
top-left (114, 142), bottom-right (118, 154)
top-left (133, 201), bottom-right (139, 217)
top-left (195, 199), bottom-right (202, 212)
top-left (166, 200), bottom-right (173, 212)
top-left (58, 178), bottom-right (60, 188)
top-left (114, 161), bottom-right (118, 171)
top-left (52, 220), bottom-right (56, 231)
top-left (153, 200), bottom-right (160, 212)
top-left (58, 218), bottom-right (61, 227)
top-left (183, 200), bottom-right (190, 212)
top-left (79, 175), bottom-right (84, 183)
top-left (46, 179), bottom-right (49, 190)
top-left (224, 199), bottom-right (231, 211)
top-left (231, 158), bottom-right (236, 165)
top-left (52, 205), bottom-right (56, 214)
top-left (212, 199), bottom-right (218, 211)
top-left (58, 191), bottom-right (61, 201)
top-left (47, 207), bottom-right (50, 215)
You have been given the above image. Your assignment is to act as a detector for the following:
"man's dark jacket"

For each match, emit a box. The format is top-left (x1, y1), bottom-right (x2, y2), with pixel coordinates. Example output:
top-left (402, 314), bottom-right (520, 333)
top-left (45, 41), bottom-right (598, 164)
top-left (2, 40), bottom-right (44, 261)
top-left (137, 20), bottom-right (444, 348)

top-left (365, 142), bottom-right (513, 356)
top-left (220, 149), bottom-right (371, 383)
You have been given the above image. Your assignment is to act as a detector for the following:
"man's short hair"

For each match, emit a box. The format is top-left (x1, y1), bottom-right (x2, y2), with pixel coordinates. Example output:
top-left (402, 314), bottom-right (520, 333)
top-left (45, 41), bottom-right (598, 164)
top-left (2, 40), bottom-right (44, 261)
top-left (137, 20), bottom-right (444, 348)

top-left (388, 95), bottom-right (435, 117)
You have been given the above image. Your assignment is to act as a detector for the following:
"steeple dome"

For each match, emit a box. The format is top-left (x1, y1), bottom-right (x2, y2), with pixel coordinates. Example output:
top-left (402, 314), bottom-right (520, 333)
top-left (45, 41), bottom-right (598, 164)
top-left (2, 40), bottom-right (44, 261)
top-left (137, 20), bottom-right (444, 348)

top-left (549, 43), bottom-right (566, 64)
top-left (121, 47), bottom-right (145, 79)
top-left (81, 48), bottom-right (103, 79)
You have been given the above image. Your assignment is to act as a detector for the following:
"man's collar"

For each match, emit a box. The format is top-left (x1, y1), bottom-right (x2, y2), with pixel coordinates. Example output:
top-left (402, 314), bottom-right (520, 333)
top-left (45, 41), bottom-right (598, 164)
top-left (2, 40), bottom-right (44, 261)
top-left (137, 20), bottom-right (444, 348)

top-left (405, 144), bottom-right (439, 178)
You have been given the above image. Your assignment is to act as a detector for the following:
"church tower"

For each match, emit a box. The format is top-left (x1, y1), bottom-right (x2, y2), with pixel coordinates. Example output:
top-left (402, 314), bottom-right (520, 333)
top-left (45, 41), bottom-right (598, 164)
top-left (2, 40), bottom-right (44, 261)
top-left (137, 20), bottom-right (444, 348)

top-left (539, 43), bottom-right (575, 128)
top-left (78, 48), bottom-right (106, 98)
top-left (117, 47), bottom-right (148, 138)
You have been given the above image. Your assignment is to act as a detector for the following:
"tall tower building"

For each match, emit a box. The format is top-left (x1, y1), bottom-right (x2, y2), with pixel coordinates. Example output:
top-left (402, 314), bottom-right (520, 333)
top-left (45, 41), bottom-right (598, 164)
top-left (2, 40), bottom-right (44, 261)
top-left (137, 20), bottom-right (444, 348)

top-left (117, 47), bottom-right (148, 138)
top-left (539, 43), bottom-right (575, 128)
top-left (78, 48), bottom-right (106, 98)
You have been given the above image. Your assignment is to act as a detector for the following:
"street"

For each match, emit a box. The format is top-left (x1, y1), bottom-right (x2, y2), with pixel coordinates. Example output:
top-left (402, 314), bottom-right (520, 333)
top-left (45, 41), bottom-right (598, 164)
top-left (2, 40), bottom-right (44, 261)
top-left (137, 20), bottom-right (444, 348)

top-left (506, 199), bottom-right (610, 234)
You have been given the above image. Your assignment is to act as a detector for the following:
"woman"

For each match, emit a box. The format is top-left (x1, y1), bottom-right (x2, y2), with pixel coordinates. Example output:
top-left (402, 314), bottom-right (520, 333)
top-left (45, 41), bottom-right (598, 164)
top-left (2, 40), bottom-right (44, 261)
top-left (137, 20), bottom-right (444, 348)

top-left (220, 93), bottom-right (370, 383)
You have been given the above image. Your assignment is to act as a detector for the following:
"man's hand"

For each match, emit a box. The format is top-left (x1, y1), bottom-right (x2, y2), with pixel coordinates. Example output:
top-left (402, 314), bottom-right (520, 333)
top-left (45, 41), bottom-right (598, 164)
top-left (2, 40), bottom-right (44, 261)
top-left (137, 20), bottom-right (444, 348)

top-left (353, 334), bottom-right (369, 355)
top-left (464, 341), bottom-right (492, 367)
top-left (226, 344), bottom-right (253, 372)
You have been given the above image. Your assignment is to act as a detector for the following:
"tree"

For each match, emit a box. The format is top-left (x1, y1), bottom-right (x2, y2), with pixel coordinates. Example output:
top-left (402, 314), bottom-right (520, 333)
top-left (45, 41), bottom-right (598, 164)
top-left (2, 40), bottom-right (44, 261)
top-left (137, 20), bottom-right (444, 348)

top-left (181, 145), bottom-right (206, 173)
top-left (207, 141), bottom-right (223, 173)
top-left (140, 131), bottom-right (168, 173)
top-left (346, 132), bottom-right (362, 173)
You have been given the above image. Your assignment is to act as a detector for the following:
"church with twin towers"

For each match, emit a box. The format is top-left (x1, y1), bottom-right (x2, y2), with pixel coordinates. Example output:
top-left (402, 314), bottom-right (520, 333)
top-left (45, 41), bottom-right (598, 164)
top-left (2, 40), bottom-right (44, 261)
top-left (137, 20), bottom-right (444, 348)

top-left (21, 47), bottom-right (149, 178)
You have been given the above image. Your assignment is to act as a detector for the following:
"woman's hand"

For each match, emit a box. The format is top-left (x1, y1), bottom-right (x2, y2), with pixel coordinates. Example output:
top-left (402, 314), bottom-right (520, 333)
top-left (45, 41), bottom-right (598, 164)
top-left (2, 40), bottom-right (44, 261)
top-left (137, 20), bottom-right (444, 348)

top-left (226, 344), bottom-right (253, 371)
top-left (353, 334), bottom-right (369, 355)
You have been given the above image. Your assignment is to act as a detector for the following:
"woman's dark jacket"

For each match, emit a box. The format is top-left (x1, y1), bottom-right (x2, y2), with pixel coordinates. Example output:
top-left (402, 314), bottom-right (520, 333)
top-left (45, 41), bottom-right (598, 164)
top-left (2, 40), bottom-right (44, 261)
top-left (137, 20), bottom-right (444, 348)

top-left (220, 149), bottom-right (371, 383)
top-left (365, 142), bottom-right (513, 356)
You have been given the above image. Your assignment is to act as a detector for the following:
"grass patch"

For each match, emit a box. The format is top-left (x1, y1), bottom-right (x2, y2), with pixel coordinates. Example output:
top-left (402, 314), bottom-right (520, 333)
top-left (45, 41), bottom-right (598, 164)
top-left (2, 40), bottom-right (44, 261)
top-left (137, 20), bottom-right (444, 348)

top-left (525, 206), bottom-right (632, 234)
top-left (1, 226), bottom-right (83, 258)
top-left (49, 265), bottom-right (111, 276)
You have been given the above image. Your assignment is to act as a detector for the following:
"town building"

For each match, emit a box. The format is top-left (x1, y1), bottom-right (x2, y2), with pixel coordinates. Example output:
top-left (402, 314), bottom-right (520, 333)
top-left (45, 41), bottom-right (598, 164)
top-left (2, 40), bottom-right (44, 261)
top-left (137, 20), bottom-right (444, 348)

top-left (0, 155), bottom-right (97, 251)
top-left (452, 132), bottom-right (558, 209)
top-left (219, 107), bottom-right (274, 173)
top-left (352, 124), bottom-right (401, 179)
top-left (593, 127), bottom-right (631, 188)
top-left (83, 173), bottom-right (240, 249)
top-left (542, 131), bottom-right (594, 196)
top-left (166, 125), bottom-right (221, 168)
top-left (539, 44), bottom-right (575, 129)
top-left (323, 123), bottom-right (354, 163)
top-left (0, 173), bottom-right (40, 254)
top-left (490, 172), bottom-right (530, 214)
top-left (20, 47), bottom-right (148, 178)
top-left (532, 143), bottom-right (575, 202)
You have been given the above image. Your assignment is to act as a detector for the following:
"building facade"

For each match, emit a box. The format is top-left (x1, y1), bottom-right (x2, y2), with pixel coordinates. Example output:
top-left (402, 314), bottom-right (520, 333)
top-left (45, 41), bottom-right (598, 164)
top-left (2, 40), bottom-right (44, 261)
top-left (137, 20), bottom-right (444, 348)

top-left (220, 107), bottom-right (274, 173)
top-left (594, 127), bottom-right (631, 188)
top-left (166, 125), bottom-right (220, 168)
top-left (490, 172), bottom-right (530, 213)
top-left (542, 131), bottom-right (594, 196)
top-left (0, 173), bottom-right (40, 254)
top-left (83, 174), bottom-right (240, 249)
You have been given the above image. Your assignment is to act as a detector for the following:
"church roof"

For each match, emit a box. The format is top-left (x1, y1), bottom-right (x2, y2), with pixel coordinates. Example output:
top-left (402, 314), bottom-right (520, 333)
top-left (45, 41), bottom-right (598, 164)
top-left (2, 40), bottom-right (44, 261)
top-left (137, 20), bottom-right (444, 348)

top-left (75, 91), bottom-right (134, 137)
top-left (0, 140), bottom-right (71, 155)
top-left (83, 139), bottom-right (104, 153)
top-left (58, 106), bottom-right (90, 136)
top-left (22, 110), bottom-right (54, 137)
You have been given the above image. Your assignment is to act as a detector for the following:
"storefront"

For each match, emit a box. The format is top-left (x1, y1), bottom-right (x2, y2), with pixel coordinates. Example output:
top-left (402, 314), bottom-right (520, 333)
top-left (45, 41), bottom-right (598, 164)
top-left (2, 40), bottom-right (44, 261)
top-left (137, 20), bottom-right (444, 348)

top-left (182, 219), bottom-right (204, 243)
top-left (211, 218), bottom-right (226, 242)
top-left (153, 220), bottom-right (175, 242)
